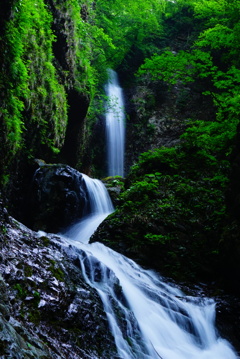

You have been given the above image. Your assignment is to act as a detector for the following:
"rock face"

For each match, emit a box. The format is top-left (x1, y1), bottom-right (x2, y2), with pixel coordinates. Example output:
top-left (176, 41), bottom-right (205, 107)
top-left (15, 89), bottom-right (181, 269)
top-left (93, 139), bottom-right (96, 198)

top-left (26, 164), bottom-right (88, 233)
top-left (0, 211), bottom-right (117, 358)
top-left (120, 65), bottom-right (216, 174)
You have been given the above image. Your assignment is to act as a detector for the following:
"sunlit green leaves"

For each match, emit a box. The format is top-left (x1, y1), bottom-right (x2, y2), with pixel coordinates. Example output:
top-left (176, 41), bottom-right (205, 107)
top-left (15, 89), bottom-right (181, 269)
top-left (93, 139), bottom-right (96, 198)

top-left (196, 24), bottom-right (234, 50)
top-left (137, 50), bottom-right (195, 84)
top-left (95, 0), bottom-right (164, 67)
top-left (137, 0), bottom-right (240, 131)
top-left (193, 0), bottom-right (227, 21)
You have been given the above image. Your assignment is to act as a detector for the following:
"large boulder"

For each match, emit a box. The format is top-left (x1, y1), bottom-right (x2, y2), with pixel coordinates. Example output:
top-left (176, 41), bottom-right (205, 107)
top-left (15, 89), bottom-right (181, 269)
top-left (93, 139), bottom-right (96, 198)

top-left (26, 163), bottom-right (88, 233)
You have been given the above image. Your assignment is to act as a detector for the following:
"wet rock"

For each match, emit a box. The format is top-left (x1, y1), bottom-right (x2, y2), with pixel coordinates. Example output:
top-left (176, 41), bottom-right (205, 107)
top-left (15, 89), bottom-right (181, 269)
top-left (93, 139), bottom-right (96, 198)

top-left (101, 176), bottom-right (125, 206)
top-left (26, 164), bottom-right (88, 233)
top-left (216, 295), bottom-right (240, 353)
top-left (0, 216), bottom-right (117, 358)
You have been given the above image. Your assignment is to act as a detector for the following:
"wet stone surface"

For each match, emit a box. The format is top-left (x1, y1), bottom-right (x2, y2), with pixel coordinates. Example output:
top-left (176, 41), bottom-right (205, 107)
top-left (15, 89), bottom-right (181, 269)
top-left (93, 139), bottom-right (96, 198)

top-left (26, 164), bottom-right (88, 233)
top-left (0, 213), bottom-right (117, 359)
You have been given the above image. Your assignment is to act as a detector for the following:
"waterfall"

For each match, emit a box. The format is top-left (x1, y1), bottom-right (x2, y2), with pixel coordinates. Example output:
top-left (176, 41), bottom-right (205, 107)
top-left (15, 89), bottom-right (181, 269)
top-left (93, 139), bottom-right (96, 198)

top-left (62, 173), bottom-right (239, 359)
top-left (105, 69), bottom-right (125, 177)
top-left (62, 174), bottom-right (114, 244)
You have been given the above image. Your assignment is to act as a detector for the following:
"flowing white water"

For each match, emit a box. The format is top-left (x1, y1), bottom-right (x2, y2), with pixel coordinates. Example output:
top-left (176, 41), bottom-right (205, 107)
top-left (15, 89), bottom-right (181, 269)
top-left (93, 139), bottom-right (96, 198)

top-left (62, 174), bottom-right (239, 359)
top-left (63, 174), bottom-right (114, 244)
top-left (105, 69), bottom-right (125, 177)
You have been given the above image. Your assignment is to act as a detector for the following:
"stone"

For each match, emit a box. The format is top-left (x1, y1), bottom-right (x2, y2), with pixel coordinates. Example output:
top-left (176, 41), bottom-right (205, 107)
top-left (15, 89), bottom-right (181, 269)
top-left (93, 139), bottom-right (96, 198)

top-left (0, 216), bottom-right (117, 358)
top-left (26, 164), bottom-right (88, 233)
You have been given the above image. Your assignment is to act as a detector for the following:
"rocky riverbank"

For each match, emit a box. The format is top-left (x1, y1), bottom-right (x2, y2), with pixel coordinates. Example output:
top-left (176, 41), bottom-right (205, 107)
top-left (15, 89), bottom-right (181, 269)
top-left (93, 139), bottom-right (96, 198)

top-left (0, 203), bottom-right (117, 359)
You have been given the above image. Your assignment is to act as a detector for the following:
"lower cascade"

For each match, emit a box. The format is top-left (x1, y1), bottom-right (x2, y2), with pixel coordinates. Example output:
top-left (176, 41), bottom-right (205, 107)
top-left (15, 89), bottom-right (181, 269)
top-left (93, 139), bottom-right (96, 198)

top-left (63, 174), bottom-right (239, 359)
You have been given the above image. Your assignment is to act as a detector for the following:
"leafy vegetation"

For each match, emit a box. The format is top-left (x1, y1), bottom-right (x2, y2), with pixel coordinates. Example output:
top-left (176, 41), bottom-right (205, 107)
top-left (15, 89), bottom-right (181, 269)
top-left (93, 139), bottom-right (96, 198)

top-left (91, 0), bottom-right (240, 286)
top-left (94, 0), bottom-right (164, 68)
top-left (137, 0), bottom-right (240, 123)
top-left (0, 0), bottom-right (112, 186)
top-left (2, 0), bottom-right (68, 149)
top-left (101, 136), bottom-right (228, 280)
top-left (1, 0), bottom-right (240, 287)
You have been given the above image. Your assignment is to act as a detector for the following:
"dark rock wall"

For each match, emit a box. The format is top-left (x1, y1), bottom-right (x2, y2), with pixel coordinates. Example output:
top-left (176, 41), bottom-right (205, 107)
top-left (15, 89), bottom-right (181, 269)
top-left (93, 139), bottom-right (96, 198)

top-left (120, 69), bottom-right (216, 175)
top-left (60, 90), bottom-right (90, 168)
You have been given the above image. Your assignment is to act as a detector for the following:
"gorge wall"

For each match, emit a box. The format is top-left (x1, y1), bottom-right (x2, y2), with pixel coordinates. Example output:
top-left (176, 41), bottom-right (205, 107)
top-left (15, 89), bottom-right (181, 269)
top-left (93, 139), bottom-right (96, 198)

top-left (0, 0), bottom-right (96, 221)
top-left (1, 0), bottom-right (240, 356)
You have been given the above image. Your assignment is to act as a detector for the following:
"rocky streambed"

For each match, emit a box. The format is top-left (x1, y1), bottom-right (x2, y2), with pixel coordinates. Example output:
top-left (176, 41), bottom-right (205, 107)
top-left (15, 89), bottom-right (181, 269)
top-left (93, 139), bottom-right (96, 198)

top-left (0, 192), bottom-right (240, 358)
top-left (0, 206), bottom-right (117, 359)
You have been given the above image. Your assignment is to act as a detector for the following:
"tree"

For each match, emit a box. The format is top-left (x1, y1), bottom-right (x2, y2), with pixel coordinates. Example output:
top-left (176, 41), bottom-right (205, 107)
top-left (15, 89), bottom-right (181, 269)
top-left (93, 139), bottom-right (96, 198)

top-left (94, 0), bottom-right (165, 67)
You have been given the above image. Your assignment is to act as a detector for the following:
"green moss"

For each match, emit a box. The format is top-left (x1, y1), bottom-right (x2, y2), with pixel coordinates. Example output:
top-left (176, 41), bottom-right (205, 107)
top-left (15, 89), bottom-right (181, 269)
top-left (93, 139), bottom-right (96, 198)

top-left (1, 0), bottom-right (67, 152)
top-left (39, 236), bottom-right (50, 247)
top-left (48, 260), bottom-right (65, 281)
top-left (0, 225), bottom-right (7, 235)
top-left (28, 309), bottom-right (41, 324)
top-left (13, 283), bottom-right (27, 299)
top-left (0, 0), bottom-right (70, 184)
top-left (24, 265), bottom-right (33, 277)
top-left (0, 0), bottom-right (113, 183)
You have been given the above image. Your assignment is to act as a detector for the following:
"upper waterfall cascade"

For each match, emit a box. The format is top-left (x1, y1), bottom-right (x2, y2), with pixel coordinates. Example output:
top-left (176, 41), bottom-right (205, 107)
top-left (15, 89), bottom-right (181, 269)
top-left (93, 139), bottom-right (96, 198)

top-left (63, 172), bottom-right (239, 359)
top-left (105, 69), bottom-right (125, 177)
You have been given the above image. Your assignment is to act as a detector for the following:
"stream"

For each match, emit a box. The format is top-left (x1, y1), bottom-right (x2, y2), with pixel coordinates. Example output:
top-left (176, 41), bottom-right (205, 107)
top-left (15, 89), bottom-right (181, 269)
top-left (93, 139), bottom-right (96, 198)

top-left (61, 175), bottom-right (239, 359)
top-left (61, 69), bottom-right (238, 358)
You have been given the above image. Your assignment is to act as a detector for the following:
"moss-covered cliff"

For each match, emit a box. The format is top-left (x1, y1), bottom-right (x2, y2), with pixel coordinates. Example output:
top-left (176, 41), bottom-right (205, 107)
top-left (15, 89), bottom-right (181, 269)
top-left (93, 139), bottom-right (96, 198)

top-left (0, 0), bottom-right (106, 218)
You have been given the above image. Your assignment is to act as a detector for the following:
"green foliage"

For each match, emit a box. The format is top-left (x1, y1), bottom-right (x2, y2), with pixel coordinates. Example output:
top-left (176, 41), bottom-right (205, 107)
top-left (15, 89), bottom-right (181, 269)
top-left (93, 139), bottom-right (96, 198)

top-left (181, 118), bottom-right (238, 156)
top-left (1, 0), bottom-right (240, 284)
top-left (1, 0), bottom-right (68, 159)
top-left (135, 0), bottom-right (240, 234)
top-left (130, 147), bottom-right (180, 176)
top-left (0, 0), bottom-right (111, 184)
top-left (196, 24), bottom-right (234, 50)
top-left (193, 0), bottom-right (240, 27)
top-left (108, 62), bottom-right (235, 278)
top-left (137, 50), bottom-right (194, 84)
top-left (103, 176), bottom-right (125, 189)
top-left (94, 0), bottom-right (164, 67)
top-left (63, 0), bottom-right (110, 95)
top-left (144, 233), bottom-right (169, 244)
top-left (137, 0), bottom-right (240, 126)
top-left (109, 140), bottom-right (228, 279)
